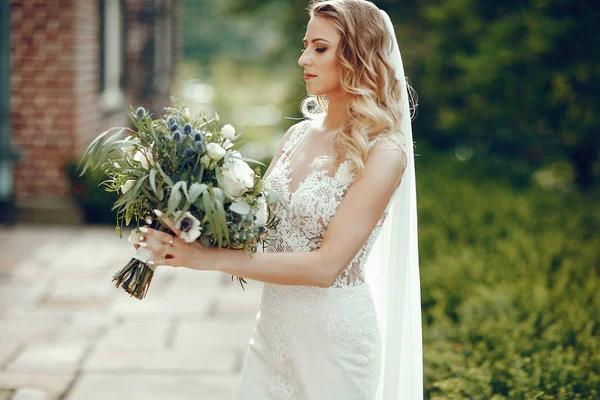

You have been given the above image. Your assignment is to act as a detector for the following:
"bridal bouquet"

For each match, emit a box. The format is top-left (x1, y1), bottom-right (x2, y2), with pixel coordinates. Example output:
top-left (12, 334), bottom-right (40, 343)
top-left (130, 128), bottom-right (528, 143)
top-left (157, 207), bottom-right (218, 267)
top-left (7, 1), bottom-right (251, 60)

top-left (79, 99), bottom-right (284, 299)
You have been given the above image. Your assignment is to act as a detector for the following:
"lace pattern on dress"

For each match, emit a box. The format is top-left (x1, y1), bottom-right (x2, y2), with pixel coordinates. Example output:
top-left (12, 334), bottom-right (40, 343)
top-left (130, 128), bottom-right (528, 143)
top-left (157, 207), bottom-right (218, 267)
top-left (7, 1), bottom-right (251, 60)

top-left (264, 121), bottom-right (407, 287)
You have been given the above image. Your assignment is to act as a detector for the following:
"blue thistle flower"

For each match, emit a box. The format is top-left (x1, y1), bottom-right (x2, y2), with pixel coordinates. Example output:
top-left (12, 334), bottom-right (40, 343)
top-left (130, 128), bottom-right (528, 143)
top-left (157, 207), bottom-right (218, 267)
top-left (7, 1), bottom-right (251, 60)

top-left (170, 123), bottom-right (180, 132)
top-left (135, 107), bottom-right (146, 118)
top-left (183, 123), bottom-right (193, 135)
top-left (166, 116), bottom-right (176, 128)
top-left (193, 132), bottom-right (203, 142)
top-left (183, 148), bottom-right (196, 158)
top-left (194, 141), bottom-right (206, 153)
top-left (172, 130), bottom-right (182, 143)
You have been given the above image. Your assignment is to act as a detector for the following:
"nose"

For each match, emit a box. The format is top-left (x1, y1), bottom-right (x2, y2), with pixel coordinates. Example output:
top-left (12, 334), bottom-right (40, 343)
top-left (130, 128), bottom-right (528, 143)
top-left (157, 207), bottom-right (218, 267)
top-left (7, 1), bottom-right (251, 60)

top-left (298, 49), bottom-right (312, 68)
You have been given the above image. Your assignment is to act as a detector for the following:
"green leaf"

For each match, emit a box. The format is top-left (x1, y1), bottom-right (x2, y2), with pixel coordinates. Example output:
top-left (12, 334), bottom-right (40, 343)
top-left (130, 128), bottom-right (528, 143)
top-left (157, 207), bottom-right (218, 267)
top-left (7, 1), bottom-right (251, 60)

top-left (214, 198), bottom-right (230, 244)
top-left (230, 202), bottom-right (251, 215)
top-left (230, 140), bottom-right (246, 151)
top-left (189, 183), bottom-right (208, 203)
top-left (155, 162), bottom-right (174, 186)
top-left (167, 188), bottom-right (182, 215)
top-left (149, 169), bottom-right (158, 196)
top-left (227, 153), bottom-right (267, 168)
top-left (202, 191), bottom-right (220, 246)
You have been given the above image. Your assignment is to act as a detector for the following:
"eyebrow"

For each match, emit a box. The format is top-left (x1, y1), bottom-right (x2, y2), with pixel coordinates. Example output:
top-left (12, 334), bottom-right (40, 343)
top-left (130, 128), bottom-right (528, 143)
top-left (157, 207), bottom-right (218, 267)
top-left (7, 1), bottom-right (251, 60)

top-left (303, 38), bottom-right (332, 44)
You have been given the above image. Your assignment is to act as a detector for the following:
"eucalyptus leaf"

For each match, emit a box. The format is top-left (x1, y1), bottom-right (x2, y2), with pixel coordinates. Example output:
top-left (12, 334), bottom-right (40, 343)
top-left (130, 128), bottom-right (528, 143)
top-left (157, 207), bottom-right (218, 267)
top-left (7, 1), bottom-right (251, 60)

top-left (167, 186), bottom-right (183, 215)
top-left (149, 169), bottom-right (158, 195)
top-left (189, 183), bottom-right (208, 203)
top-left (230, 202), bottom-right (251, 215)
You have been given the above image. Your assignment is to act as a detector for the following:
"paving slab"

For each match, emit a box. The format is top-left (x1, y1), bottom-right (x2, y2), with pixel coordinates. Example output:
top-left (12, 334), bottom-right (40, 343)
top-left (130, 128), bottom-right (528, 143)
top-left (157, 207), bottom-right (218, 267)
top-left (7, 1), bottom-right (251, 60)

top-left (6, 342), bottom-right (89, 373)
top-left (83, 345), bottom-right (237, 374)
top-left (0, 373), bottom-right (73, 398)
top-left (65, 373), bottom-right (239, 400)
top-left (12, 387), bottom-right (50, 400)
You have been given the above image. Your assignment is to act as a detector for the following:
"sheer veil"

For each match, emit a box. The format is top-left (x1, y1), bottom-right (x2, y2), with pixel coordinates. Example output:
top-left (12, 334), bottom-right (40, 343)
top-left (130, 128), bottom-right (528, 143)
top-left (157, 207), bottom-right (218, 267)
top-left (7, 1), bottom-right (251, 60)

top-left (364, 9), bottom-right (424, 400)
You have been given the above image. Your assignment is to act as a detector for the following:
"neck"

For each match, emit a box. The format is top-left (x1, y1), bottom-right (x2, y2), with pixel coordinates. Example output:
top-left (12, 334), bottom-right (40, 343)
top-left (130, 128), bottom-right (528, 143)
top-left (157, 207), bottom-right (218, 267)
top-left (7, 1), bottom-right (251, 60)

top-left (322, 89), bottom-right (350, 133)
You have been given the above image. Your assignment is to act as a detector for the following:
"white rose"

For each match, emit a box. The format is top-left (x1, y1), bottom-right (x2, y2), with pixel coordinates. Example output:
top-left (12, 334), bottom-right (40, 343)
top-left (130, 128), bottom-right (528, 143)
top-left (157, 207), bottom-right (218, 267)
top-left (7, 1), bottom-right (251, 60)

top-left (222, 158), bottom-right (255, 198)
top-left (133, 148), bottom-right (153, 169)
top-left (221, 124), bottom-right (236, 140)
top-left (121, 179), bottom-right (136, 194)
top-left (200, 154), bottom-right (211, 168)
top-left (206, 142), bottom-right (226, 161)
top-left (254, 196), bottom-right (268, 226)
top-left (122, 136), bottom-right (138, 153)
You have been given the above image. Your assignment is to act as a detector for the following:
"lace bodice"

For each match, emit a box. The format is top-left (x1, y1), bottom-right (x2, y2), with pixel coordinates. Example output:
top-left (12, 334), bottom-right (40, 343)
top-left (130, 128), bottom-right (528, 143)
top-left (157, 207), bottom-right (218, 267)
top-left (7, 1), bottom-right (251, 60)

top-left (263, 119), bottom-right (406, 288)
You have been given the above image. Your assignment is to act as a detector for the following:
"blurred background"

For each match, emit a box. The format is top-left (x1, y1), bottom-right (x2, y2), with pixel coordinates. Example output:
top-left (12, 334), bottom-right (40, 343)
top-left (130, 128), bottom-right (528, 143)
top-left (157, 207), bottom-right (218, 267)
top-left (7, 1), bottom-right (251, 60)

top-left (0, 0), bottom-right (598, 399)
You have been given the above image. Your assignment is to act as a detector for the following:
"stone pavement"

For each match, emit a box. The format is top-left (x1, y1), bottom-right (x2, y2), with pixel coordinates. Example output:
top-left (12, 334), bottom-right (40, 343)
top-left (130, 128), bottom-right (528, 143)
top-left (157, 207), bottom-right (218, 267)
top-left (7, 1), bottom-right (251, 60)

top-left (0, 225), bottom-right (263, 400)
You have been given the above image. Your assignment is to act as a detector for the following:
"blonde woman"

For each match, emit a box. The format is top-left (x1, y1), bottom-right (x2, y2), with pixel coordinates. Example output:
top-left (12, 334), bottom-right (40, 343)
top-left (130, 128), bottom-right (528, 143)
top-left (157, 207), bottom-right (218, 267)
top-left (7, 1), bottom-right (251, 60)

top-left (140, 0), bottom-right (423, 398)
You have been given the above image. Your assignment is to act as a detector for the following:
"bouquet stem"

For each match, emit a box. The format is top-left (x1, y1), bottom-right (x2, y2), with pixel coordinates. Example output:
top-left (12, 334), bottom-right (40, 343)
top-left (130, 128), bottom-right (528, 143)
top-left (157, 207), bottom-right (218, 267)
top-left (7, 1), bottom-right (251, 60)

top-left (112, 258), bottom-right (155, 300)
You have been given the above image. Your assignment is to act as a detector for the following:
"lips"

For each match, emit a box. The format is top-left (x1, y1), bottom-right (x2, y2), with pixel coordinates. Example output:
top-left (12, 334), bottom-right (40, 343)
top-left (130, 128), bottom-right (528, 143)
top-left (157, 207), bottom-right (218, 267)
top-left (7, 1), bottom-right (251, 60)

top-left (304, 73), bottom-right (317, 80)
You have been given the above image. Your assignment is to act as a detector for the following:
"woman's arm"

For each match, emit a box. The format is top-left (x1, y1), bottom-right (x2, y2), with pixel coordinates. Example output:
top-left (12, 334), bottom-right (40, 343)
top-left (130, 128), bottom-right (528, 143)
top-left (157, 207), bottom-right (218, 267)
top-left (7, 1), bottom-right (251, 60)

top-left (142, 140), bottom-right (406, 288)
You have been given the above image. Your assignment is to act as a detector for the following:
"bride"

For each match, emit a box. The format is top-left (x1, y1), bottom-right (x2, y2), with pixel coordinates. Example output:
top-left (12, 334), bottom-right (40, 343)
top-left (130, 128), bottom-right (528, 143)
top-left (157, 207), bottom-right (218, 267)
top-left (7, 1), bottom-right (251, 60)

top-left (138, 0), bottom-right (423, 398)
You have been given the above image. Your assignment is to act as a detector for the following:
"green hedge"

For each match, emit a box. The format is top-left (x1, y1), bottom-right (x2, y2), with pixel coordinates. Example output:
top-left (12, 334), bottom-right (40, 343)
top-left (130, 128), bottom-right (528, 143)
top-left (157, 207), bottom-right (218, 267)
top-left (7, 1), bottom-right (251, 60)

top-left (416, 151), bottom-right (599, 399)
top-left (66, 161), bottom-right (118, 224)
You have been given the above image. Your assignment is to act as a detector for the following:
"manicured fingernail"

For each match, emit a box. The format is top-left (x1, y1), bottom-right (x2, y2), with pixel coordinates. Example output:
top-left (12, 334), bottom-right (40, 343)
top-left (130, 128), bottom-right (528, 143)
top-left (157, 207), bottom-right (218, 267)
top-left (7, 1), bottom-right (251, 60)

top-left (139, 236), bottom-right (145, 242)
top-left (145, 216), bottom-right (153, 224)
top-left (153, 209), bottom-right (163, 217)
top-left (139, 227), bottom-right (148, 233)
top-left (140, 242), bottom-right (147, 248)
top-left (147, 260), bottom-right (155, 266)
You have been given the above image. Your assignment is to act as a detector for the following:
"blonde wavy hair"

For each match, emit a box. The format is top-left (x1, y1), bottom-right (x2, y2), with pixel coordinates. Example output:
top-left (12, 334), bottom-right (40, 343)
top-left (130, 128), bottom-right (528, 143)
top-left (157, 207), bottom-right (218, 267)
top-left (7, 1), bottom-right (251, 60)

top-left (301, 0), bottom-right (406, 179)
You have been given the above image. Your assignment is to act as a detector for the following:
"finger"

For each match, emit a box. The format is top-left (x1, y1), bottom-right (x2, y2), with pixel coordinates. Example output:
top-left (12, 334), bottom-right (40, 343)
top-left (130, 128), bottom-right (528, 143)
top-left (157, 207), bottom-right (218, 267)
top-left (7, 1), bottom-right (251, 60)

top-left (139, 240), bottom-right (171, 258)
top-left (139, 226), bottom-right (174, 244)
top-left (153, 209), bottom-right (181, 235)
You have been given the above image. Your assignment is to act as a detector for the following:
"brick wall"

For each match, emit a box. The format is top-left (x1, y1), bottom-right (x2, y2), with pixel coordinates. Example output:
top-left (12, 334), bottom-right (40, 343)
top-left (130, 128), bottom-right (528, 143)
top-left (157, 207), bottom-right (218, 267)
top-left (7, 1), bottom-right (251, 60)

top-left (10, 0), bottom-right (180, 223)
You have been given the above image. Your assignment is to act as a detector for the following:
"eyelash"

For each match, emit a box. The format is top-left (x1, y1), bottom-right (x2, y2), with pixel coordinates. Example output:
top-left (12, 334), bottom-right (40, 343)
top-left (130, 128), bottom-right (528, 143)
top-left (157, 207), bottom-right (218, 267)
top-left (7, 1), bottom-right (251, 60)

top-left (301, 47), bottom-right (328, 53)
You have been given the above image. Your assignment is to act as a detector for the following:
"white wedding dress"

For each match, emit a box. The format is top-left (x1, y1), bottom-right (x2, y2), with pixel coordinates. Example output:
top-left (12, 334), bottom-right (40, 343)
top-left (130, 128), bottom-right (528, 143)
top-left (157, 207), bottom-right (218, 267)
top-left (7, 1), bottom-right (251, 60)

top-left (236, 119), bottom-right (406, 400)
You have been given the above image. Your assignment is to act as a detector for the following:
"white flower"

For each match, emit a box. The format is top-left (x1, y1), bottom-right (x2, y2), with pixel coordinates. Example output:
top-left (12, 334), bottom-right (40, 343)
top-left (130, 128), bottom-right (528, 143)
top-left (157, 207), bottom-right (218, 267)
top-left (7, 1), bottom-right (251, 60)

top-left (223, 139), bottom-right (234, 150)
top-left (214, 112), bottom-right (220, 123)
top-left (221, 157), bottom-right (255, 198)
top-left (206, 142), bottom-right (226, 161)
top-left (173, 211), bottom-right (202, 243)
top-left (200, 155), bottom-right (211, 168)
top-left (221, 124), bottom-right (236, 140)
top-left (122, 136), bottom-right (138, 153)
top-left (254, 196), bottom-right (268, 226)
top-left (121, 179), bottom-right (136, 194)
top-left (183, 107), bottom-right (190, 119)
top-left (133, 147), bottom-right (154, 169)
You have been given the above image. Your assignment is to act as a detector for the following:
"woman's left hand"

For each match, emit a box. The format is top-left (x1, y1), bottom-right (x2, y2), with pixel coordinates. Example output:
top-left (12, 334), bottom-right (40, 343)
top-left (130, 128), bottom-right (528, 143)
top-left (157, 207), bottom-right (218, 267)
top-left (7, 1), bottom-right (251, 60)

top-left (137, 209), bottom-right (211, 270)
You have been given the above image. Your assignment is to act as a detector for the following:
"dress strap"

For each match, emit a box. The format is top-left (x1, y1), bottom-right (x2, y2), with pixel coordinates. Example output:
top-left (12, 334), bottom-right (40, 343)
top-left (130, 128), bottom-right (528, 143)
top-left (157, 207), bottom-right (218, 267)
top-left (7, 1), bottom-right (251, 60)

top-left (282, 119), bottom-right (312, 155)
